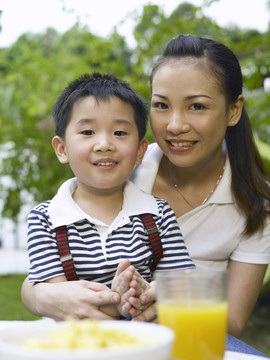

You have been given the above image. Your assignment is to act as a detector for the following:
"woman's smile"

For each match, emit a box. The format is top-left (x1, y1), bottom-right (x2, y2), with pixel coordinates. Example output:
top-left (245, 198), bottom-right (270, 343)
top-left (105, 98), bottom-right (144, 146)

top-left (167, 139), bottom-right (198, 152)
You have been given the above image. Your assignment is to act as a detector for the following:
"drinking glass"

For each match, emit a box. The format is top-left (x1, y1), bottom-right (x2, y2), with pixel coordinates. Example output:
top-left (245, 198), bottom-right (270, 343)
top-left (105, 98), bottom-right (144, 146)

top-left (155, 269), bottom-right (228, 360)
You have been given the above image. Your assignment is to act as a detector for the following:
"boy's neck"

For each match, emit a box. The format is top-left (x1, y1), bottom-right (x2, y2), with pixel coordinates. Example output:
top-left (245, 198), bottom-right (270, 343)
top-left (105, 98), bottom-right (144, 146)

top-left (72, 185), bottom-right (124, 225)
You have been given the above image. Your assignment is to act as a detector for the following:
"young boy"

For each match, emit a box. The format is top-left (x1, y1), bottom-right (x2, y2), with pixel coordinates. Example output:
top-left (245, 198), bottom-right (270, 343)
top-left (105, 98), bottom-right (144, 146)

top-left (27, 73), bottom-right (194, 318)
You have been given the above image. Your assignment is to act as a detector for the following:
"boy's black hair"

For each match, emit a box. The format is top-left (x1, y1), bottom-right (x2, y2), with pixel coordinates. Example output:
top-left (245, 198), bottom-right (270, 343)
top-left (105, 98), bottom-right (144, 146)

top-left (52, 73), bottom-right (148, 141)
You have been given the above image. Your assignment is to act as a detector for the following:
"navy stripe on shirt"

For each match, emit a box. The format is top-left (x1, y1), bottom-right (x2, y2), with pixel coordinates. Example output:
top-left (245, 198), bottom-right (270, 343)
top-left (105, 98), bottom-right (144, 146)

top-left (27, 198), bottom-right (194, 286)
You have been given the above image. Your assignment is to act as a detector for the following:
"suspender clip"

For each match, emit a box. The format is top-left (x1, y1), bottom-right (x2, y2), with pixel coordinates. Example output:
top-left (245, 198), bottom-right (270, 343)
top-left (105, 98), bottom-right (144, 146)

top-left (60, 254), bottom-right (73, 262)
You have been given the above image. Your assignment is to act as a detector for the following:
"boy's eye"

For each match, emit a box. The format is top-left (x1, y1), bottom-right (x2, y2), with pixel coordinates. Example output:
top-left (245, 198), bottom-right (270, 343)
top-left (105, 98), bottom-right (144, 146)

top-left (152, 102), bottom-right (168, 110)
top-left (190, 103), bottom-right (204, 110)
top-left (82, 130), bottom-right (94, 135)
top-left (114, 130), bottom-right (127, 136)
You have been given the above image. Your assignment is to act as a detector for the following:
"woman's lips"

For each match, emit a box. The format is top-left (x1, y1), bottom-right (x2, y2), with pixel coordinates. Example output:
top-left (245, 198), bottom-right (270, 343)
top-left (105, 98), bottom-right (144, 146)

top-left (167, 140), bottom-right (198, 151)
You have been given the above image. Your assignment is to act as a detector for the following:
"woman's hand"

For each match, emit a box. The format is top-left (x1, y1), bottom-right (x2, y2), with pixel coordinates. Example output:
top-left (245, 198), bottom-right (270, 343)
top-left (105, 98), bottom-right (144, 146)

top-left (21, 277), bottom-right (120, 321)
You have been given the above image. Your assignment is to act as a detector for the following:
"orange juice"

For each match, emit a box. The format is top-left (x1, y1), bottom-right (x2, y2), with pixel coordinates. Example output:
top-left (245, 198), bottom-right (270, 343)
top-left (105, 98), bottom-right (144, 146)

top-left (157, 301), bottom-right (227, 360)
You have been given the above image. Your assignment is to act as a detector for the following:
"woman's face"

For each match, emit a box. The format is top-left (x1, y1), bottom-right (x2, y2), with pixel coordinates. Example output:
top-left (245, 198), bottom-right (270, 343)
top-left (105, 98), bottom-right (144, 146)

top-left (150, 59), bottom-right (233, 169)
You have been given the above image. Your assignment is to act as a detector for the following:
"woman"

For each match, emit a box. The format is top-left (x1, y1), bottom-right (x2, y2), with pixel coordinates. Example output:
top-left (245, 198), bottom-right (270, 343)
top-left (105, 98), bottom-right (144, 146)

top-left (21, 35), bottom-right (270, 338)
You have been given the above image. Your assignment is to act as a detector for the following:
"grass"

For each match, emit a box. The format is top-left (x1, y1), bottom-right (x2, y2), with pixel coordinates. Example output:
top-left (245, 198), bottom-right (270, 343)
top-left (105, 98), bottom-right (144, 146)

top-left (242, 304), bottom-right (270, 356)
top-left (0, 273), bottom-right (269, 356)
top-left (0, 274), bottom-right (41, 321)
top-left (241, 266), bottom-right (270, 356)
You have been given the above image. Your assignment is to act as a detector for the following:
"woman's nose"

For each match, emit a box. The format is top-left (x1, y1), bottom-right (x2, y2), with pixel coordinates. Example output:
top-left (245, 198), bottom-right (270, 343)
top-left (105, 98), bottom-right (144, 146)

top-left (167, 111), bottom-right (190, 134)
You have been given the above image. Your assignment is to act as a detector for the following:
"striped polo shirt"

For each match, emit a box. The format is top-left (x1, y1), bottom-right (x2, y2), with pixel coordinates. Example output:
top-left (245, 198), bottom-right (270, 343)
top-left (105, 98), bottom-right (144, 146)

top-left (27, 179), bottom-right (194, 286)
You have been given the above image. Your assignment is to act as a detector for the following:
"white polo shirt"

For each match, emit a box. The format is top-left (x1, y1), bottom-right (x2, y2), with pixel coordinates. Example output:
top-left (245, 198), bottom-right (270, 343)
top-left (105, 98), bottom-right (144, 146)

top-left (27, 178), bottom-right (194, 284)
top-left (130, 143), bottom-right (270, 270)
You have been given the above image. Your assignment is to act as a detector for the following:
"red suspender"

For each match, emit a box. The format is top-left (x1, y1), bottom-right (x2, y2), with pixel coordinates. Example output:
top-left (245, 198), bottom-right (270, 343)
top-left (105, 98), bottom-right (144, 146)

top-left (55, 214), bottom-right (163, 281)
top-left (55, 225), bottom-right (79, 281)
top-left (140, 213), bottom-right (163, 272)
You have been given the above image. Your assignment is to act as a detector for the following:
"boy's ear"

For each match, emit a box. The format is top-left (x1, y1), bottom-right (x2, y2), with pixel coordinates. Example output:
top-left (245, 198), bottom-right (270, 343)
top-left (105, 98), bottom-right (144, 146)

top-left (52, 136), bottom-right (68, 164)
top-left (227, 94), bottom-right (244, 127)
top-left (136, 138), bottom-right (148, 165)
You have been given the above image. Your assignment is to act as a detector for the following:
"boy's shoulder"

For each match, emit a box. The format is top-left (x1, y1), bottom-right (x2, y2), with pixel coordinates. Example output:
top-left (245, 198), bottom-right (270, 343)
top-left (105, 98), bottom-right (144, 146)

top-left (30, 200), bottom-right (51, 216)
top-left (28, 178), bottom-right (74, 218)
top-left (152, 197), bottom-right (178, 223)
top-left (154, 196), bottom-right (170, 208)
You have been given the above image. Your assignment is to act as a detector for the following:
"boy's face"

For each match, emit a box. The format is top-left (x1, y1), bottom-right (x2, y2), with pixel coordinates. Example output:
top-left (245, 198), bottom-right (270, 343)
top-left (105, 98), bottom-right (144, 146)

top-left (52, 96), bottom-right (147, 194)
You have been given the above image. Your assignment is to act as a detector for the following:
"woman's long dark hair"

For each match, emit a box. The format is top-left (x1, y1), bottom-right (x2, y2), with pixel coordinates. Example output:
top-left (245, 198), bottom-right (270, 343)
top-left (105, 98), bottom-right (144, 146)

top-left (151, 34), bottom-right (270, 235)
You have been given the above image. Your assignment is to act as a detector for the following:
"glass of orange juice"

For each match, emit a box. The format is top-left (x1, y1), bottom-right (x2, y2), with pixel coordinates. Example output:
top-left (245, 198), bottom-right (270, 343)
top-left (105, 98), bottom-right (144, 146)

top-left (155, 270), bottom-right (228, 360)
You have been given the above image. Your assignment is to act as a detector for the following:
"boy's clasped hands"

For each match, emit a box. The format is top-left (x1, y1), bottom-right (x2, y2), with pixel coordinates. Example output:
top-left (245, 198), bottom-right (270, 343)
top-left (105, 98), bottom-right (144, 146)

top-left (100, 259), bottom-right (155, 320)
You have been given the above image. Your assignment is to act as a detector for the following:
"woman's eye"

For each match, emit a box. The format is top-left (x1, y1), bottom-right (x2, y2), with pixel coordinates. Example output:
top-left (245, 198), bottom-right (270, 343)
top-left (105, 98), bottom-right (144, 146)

top-left (152, 102), bottom-right (168, 110)
top-left (114, 130), bottom-right (127, 136)
top-left (82, 130), bottom-right (94, 135)
top-left (190, 103), bottom-right (204, 110)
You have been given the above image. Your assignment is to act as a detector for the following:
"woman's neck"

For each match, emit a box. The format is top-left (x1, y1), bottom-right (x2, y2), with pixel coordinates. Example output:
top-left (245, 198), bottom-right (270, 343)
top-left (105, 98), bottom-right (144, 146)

top-left (166, 154), bottom-right (226, 188)
top-left (153, 154), bottom-right (226, 217)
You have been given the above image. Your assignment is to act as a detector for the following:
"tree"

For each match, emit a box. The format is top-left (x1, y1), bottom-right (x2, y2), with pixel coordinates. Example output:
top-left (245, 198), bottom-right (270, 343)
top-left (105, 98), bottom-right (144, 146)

top-left (131, 2), bottom-right (270, 169)
top-left (0, 25), bottom-right (133, 221)
top-left (0, 2), bottom-right (269, 224)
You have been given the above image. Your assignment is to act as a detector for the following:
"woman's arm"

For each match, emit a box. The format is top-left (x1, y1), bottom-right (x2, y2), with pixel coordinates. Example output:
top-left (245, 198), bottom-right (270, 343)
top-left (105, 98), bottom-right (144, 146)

top-left (130, 261), bottom-right (268, 332)
top-left (21, 276), bottom-right (120, 321)
top-left (227, 260), bottom-right (267, 338)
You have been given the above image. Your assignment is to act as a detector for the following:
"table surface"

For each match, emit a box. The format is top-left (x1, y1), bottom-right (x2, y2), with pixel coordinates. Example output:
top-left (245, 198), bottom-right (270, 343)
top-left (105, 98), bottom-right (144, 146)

top-left (226, 334), bottom-right (269, 358)
top-left (0, 319), bottom-right (269, 359)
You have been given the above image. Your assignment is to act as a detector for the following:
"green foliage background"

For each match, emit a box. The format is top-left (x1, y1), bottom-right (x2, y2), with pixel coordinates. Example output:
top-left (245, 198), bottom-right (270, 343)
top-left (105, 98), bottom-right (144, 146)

top-left (0, 2), bottom-right (270, 224)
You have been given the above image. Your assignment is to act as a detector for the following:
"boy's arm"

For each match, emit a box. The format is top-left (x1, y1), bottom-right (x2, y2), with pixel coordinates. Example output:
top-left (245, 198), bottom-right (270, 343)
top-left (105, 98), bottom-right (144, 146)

top-left (151, 202), bottom-right (195, 272)
top-left (46, 275), bottom-right (67, 283)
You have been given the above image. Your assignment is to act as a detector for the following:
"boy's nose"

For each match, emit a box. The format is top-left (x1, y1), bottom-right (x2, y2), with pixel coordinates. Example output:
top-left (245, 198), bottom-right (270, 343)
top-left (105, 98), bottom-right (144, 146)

top-left (94, 134), bottom-right (114, 152)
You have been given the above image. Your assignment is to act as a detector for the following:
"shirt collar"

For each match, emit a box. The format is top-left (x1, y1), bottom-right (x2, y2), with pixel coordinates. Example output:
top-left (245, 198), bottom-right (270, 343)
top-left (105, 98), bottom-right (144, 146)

top-left (130, 142), bottom-right (235, 206)
top-left (122, 180), bottom-right (159, 216)
top-left (206, 156), bottom-right (235, 205)
top-left (48, 178), bottom-right (159, 228)
top-left (130, 143), bottom-right (162, 193)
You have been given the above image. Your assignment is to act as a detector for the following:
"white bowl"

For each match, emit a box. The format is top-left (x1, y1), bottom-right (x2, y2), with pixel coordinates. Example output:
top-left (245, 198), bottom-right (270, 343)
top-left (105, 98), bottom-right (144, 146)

top-left (0, 319), bottom-right (174, 360)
